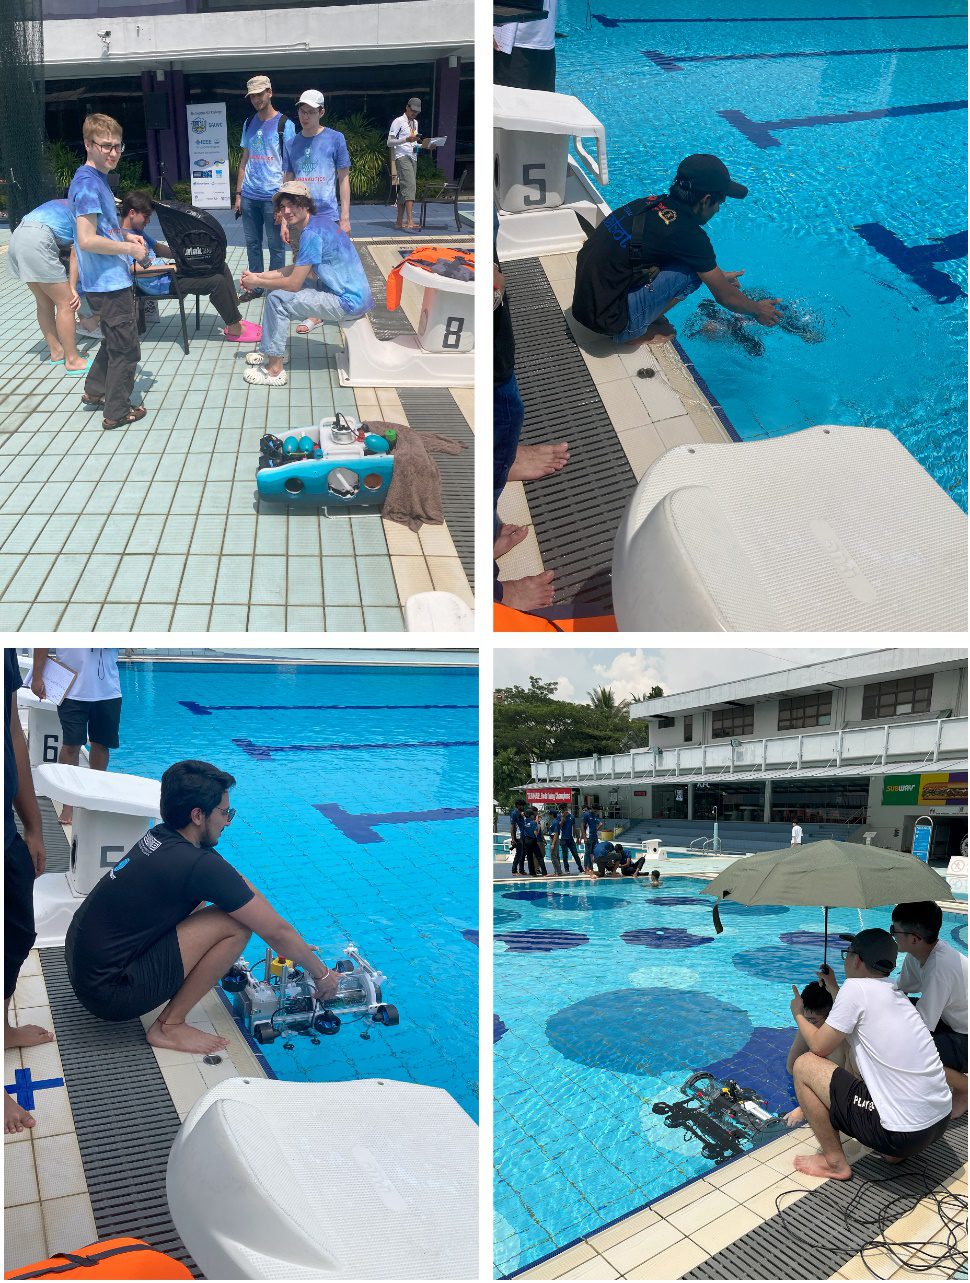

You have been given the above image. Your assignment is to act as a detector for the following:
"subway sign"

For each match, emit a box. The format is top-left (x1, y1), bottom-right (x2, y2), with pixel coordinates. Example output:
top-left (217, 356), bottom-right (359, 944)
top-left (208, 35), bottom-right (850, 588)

top-left (882, 772), bottom-right (968, 807)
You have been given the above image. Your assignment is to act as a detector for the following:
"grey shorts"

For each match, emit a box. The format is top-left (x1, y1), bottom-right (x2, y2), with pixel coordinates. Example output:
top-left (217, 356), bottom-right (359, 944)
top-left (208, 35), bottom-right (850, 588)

top-left (396, 154), bottom-right (417, 202)
top-left (8, 221), bottom-right (70, 284)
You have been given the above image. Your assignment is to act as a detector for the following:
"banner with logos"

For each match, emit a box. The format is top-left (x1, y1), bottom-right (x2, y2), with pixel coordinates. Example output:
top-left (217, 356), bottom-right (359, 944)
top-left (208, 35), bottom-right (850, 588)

top-left (526, 787), bottom-right (573, 805)
top-left (186, 103), bottom-right (231, 208)
top-left (882, 772), bottom-right (967, 807)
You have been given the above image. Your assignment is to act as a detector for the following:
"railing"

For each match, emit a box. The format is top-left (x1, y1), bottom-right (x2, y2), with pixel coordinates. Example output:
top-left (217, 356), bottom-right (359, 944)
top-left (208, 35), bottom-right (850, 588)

top-left (531, 717), bottom-right (967, 783)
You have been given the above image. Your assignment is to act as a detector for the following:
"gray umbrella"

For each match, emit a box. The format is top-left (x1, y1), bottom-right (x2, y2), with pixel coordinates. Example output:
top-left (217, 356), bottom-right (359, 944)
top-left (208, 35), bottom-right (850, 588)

top-left (702, 839), bottom-right (952, 965)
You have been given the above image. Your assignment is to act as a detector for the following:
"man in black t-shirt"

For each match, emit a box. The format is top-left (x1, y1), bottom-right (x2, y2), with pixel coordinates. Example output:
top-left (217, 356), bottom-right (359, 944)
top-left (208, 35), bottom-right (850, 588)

top-left (573, 154), bottom-right (781, 346)
top-left (66, 759), bottom-right (340, 1056)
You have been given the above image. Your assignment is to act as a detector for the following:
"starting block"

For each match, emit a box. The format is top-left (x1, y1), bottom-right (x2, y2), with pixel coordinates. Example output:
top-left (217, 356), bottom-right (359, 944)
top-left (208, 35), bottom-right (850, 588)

top-left (31, 764), bottom-right (161, 948)
top-left (17, 688), bottom-right (66, 769)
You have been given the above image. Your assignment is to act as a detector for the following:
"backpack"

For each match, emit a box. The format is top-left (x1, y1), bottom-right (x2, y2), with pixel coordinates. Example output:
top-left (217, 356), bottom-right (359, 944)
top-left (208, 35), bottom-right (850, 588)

top-left (153, 201), bottom-right (227, 276)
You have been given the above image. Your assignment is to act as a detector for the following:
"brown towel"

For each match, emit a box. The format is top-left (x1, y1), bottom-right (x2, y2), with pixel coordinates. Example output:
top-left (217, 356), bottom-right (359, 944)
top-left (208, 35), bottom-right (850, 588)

top-left (365, 420), bottom-right (466, 532)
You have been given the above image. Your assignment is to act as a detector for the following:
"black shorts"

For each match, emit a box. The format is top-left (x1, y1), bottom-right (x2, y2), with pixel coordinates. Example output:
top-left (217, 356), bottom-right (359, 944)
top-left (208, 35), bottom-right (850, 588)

top-left (5, 834), bottom-right (37, 1000)
top-left (932, 1021), bottom-right (968, 1073)
top-left (828, 1066), bottom-right (950, 1158)
top-left (66, 928), bottom-right (184, 1022)
top-left (58, 697), bottom-right (122, 749)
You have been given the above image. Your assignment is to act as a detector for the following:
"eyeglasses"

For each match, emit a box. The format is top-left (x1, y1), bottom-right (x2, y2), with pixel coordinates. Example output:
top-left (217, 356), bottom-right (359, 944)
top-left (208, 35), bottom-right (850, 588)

top-left (890, 927), bottom-right (922, 940)
top-left (840, 948), bottom-right (854, 962)
top-left (218, 806), bottom-right (236, 823)
top-left (94, 141), bottom-right (125, 155)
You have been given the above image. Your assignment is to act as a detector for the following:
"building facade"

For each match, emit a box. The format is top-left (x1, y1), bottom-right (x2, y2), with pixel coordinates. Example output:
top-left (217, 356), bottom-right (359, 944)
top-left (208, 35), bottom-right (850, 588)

top-left (528, 650), bottom-right (968, 861)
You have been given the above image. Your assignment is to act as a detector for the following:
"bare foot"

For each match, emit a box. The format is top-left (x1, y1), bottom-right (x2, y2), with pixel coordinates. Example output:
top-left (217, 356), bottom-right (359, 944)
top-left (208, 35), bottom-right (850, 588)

top-left (793, 1153), bottom-right (852, 1180)
top-left (501, 571), bottom-right (555, 612)
top-left (147, 1018), bottom-right (228, 1056)
top-left (58, 805), bottom-right (73, 825)
top-left (508, 442), bottom-right (570, 482)
top-left (64, 355), bottom-right (89, 372)
top-left (494, 524), bottom-right (529, 559)
top-left (5, 1092), bottom-right (35, 1133)
top-left (877, 1153), bottom-right (906, 1164)
top-left (619, 318), bottom-right (676, 349)
top-left (5, 1023), bottom-right (54, 1049)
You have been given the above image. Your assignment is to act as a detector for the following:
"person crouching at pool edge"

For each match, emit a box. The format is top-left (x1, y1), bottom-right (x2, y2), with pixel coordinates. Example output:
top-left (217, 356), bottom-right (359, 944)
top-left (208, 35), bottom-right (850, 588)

top-left (788, 928), bottom-right (951, 1180)
top-left (782, 981), bottom-right (857, 1127)
top-left (64, 759), bottom-right (339, 1056)
top-left (241, 181), bottom-right (374, 387)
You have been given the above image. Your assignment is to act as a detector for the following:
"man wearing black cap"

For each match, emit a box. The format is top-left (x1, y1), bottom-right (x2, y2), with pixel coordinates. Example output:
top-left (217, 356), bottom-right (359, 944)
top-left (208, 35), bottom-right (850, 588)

top-left (788, 928), bottom-right (952, 1180)
top-left (572, 154), bottom-right (781, 346)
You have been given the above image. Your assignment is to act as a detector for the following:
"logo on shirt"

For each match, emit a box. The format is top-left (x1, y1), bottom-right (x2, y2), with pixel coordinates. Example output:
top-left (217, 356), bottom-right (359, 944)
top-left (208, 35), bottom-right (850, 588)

top-left (654, 201), bottom-right (676, 225)
top-left (139, 831), bottom-right (162, 855)
top-left (191, 119), bottom-right (206, 134)
top-left (301, 149), bottom-right (313, 173)
top-left (108, 856), bottom-right (130, 880)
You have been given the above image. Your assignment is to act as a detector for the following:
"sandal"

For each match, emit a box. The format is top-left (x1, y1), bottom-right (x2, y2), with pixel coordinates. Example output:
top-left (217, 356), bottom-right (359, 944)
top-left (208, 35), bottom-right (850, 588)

top-left (243, 365), bottom-right (288, 387)
top-left (81, 393), bottom-right (105, 407)
top-left (295, 318), bottom-right (325, 335)
top-left (245, 351), bottom-right (287, 367)
top-left (102, 404), bottom-right (147, 431)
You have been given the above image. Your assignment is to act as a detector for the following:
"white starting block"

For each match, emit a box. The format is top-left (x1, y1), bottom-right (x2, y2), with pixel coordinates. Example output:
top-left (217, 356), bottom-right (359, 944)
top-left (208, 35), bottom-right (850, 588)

top-left (338, 266), bottom-right (474, 389)
top-left (404, 591), bottom-right (474, 632)
top-left (31, 764), bottom-right (161, 948)
top-left (167, 1077), bottom-right (478, 1280)
top-left (495, 86), bottom-right (609, 262)
top-left (17, 688), bottom-right (66, 769)
top-left (612, 426), bottom-right (969, 632)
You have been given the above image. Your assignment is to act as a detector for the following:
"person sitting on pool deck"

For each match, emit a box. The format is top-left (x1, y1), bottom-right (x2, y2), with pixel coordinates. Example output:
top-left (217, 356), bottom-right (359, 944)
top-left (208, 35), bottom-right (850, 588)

top-left (788, 928), bottom-right (951, 1180)
top-left (572, 154), bottom-right (782, 347)
top-left (65, 759), bottom-right (339, 1056)
top-left (783, 981), bottom-right (857, 1126)
top-left (616, 846), bottom-right (647, 877)
top-left (891, 901), bottom-right (967, 1119)
top-left (242, 182), bottom-right (374, 387)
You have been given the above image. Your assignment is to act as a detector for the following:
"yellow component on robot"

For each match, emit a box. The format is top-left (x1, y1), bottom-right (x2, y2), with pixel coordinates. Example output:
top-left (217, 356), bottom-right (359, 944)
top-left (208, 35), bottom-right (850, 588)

top-left (269, 955), bottom-right (294, 979)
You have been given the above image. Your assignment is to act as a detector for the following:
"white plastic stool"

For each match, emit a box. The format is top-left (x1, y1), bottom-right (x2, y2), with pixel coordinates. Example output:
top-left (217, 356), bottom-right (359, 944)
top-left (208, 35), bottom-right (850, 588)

top-left (167, 1076), bottom-right (479, 1280)
top-left (31, 764), bottom-right (160, 948)
top-left (404, 591), bottom-right (474, 632)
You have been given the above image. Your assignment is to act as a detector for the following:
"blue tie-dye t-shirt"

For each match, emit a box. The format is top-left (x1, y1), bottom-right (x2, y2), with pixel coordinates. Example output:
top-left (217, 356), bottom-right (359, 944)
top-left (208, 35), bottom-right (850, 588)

top-left (68, 165), bottom-right (132, 294)
top-left (295, 214), bottom-right (373, 315)
top-left (240, 112), bottom-right (297, 201)
top-left (21, 199), bottom-right (76, 247)
top-left (132, 234), bottom-right (174, 297)
top-left (283, 129), bottom-right (351, 221)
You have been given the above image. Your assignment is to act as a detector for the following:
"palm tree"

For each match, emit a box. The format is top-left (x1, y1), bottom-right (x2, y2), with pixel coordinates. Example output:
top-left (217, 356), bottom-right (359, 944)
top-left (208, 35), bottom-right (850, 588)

top-left (588, 686), bottom-right (631, 713)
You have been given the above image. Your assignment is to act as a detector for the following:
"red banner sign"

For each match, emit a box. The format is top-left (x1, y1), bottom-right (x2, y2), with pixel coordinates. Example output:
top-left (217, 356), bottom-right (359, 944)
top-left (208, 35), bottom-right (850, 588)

top-left (526, 787), bottom-right (573, 805)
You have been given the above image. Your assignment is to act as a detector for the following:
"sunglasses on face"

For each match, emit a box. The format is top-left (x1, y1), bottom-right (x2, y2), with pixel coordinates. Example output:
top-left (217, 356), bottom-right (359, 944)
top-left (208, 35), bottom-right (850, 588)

top-left (217, 806), bottom-right (236, 823)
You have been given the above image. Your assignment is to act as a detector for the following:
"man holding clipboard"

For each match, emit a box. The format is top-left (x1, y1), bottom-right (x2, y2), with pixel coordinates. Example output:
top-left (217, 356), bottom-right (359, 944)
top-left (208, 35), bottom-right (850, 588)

top-left (31, 649), bottom-right (123, 825)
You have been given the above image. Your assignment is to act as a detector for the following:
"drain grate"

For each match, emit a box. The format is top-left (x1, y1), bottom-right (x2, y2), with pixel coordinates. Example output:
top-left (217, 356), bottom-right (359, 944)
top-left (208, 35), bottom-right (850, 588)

top-left (359, 245), bottom-right (415, 340)
top-left (684, 1117), bottom-right (968, 1280)
top-left (503, 257), bottom-right (636, 613)
top-left (39, 948), bottom-right (199, 1276)
top-left (17, 797), bottom-right (70, 875)
top-left (397, 388), bottom-right (475, 588)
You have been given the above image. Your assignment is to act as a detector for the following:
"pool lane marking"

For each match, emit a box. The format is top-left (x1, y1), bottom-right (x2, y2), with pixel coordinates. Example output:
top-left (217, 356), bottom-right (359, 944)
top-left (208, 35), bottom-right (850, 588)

top-left (232, 736), bottom-right (478, 760)
top-left (852, 224), bottom-right (967, 302)
top-left (596, 13), bottom-right (966, 26)
top-left (5, 1067), bottom-right (65, 1110)
top-left (720, 99), bottom-right (968, 148)
top-left (643, 43), bottom-right (966, 71)
top-left (314, 802), bottom-right (479, 843)
top-left (181, 700), bottom-right (477, 716)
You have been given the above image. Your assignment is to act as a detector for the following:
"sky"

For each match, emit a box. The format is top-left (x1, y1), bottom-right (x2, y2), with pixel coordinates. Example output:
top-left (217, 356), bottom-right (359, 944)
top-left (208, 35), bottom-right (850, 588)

top-left (493, 647), bottom-right (886, 704)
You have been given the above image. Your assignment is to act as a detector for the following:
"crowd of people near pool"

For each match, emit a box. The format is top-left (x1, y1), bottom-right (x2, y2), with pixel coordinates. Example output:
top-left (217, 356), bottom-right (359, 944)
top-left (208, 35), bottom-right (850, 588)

top-left (7, 75), bottom-right (440, 428)
top-left (505, 798), bottom-right (662, 882)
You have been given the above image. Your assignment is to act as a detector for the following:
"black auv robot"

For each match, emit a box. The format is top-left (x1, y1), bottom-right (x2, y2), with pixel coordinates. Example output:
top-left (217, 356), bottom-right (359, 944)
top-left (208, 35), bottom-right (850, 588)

top-left (221, 943), bottom-right (399, 1048)
top-left (652, 1071), bottom-right (786, 1164)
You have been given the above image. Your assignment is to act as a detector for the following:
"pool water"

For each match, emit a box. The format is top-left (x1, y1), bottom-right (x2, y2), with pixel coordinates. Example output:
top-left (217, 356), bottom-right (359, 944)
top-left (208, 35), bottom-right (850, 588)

top-left (111, 660), bottom-right (480, 1120)
top-left (555, 0), bottom-right (968, 508)
top-left (493, 876), bottom-right (968, 1275)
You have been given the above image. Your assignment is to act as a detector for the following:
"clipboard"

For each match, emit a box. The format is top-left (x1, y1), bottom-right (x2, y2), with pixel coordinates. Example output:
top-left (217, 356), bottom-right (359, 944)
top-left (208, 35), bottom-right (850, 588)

top-left (24, 657), bottom-right (78, 706)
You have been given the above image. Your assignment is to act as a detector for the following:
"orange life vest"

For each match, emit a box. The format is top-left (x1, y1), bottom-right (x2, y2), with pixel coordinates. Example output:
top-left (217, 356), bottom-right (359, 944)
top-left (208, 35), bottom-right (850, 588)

top-left (385, 246), bottom-right (475, 310)
top-left (5, 1238), bottom-right (194, 1280)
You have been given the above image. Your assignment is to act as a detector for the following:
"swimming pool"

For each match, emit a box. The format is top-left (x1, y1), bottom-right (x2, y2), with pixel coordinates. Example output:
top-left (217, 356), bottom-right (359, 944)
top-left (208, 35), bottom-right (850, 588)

top-left (493, 876), bottom-right (968, 1275)
top-left (110, 659), bottom-right (480, 1121)
top-left (556, 0), bottom-right (968, 509)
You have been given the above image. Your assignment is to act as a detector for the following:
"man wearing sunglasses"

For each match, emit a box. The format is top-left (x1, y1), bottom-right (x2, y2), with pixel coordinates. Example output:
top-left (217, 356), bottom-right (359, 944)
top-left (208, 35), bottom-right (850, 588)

top-left (66, 759), bottom-right (337, 1056)
top-left (891, 901), bottom-right (967, 1119)
top-left (788, 928), bottom-right (951, 1180)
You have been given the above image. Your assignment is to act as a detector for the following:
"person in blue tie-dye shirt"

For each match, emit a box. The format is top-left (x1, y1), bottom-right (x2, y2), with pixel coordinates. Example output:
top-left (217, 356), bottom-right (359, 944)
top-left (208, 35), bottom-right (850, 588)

top-left (240, 182), bottom-right (373, 387)
top-left (234, 74), bottom-right (296, 303)
top-left (8, 198), bottom-right (89, 373)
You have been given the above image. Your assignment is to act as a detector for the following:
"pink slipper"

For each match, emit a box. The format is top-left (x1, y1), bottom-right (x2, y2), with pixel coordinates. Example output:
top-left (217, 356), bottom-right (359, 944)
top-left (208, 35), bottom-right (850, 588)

top-left (223, 319), bottom-right (262, 343)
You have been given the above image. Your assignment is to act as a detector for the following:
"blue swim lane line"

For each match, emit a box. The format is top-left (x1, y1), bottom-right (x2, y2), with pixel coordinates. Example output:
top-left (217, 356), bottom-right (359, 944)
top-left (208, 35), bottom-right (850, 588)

top-left (181, 700), bottom-right (477, 716)
top-left (596, 12), bottom-right (966, 24)
top-left (643, 44), bottom-right (965, 71)
top-left (720, 99), bottom-right (968, 147)
top-left (314, 802), bottom-right (479, 843)
top-left (232, 736), bottom-right (479, 760)
top-left (852, 225), bottom-right (967, 302)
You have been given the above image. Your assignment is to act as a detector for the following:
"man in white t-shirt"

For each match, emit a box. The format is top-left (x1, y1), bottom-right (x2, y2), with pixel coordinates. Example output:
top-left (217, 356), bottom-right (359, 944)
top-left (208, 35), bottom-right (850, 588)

top-left (892, 900), bottom-right (967, 1118)
top-left (31, 648), bottom-right (122, 824)
top-left (493, 0), bottom-right (559, 92)
top-left (790, 822), bottom-right (803, 845)
top-left (789, 928), bottom-right (951, 1180)
top-left (387, 97), bottom-right (438, 232)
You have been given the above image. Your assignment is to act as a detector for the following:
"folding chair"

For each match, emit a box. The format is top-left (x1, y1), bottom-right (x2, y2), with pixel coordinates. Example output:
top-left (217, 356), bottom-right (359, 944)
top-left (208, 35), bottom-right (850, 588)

top-left (418, 169), bottom-right (468, 231)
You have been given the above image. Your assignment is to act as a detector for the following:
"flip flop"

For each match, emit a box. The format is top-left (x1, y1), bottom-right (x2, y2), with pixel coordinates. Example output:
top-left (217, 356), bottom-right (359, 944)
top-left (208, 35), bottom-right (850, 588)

top-left (295, 318), bottom-right (325, 335)
top-left (48, 357), bottom-right (64, 366)
top-left (64, 358), bottom-right (93, 377)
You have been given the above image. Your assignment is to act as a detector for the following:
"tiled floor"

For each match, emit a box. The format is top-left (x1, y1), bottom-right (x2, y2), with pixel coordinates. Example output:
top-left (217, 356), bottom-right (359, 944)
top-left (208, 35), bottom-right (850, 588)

top-left (4, 944), bottom-right (266, 1272)
top-left (0, 220), bottom-right (473, 630)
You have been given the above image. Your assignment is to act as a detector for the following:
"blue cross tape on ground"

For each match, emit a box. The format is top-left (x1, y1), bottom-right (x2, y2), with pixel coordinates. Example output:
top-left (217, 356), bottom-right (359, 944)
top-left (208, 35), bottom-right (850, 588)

top-left (595, 12), bottom-right (966, 26)
top-left (853, 225), bottom-right (967, 302)
top-left (643, 43), bottom-right (965, 71)
top-left (232, 737), bottom-right (479, 760)
top-left (314, 802), bottom-right (479, 843)
top-left (720, 99), bottom-right (968, 148)
top-left (181, 701), bottom-right (477, 716)
top-left (5, 1067), bottom-right (65, 1111)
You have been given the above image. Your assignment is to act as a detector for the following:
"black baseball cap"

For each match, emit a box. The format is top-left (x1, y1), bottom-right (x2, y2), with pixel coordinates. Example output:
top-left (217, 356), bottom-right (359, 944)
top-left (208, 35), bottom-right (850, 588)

top-left (839, 928), bottom-right (898, 975)
top-left (676, 154), bottom-right (748, 200)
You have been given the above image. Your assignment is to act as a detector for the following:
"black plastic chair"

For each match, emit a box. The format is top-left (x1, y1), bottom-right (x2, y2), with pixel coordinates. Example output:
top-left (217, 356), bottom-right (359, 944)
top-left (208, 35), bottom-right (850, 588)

top-left (134, 267), bottom-right (200, 355)
top-left (418, 169), bottom-right (468, 231)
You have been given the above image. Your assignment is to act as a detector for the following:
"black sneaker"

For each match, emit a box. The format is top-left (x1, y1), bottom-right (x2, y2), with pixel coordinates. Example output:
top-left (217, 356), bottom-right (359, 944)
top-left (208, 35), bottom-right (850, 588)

top-left (238, 288), bottom-right (264, 303)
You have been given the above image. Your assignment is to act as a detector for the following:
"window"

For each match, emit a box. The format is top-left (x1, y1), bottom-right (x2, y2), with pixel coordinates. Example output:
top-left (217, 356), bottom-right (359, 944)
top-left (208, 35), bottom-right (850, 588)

top-left (711, 706), bottom-right (753, 739)
top-left (684, 715), bottom-right (693, 742)
top-left (778, 692), bottom-right (832, 731)
top-left (861, 675), bottom-right (933, 720)
top-left (657, 716), bottom-right (675, 729)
